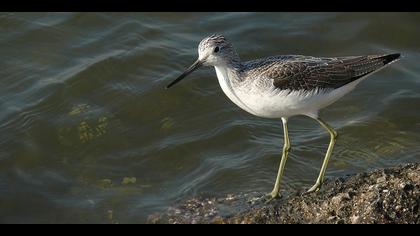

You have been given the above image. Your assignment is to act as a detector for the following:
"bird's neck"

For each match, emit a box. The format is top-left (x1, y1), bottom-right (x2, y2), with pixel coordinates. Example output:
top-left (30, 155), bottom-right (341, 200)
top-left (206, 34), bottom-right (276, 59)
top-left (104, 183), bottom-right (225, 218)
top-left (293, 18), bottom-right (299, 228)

top-left (215, 62), bottom-right (243, 84)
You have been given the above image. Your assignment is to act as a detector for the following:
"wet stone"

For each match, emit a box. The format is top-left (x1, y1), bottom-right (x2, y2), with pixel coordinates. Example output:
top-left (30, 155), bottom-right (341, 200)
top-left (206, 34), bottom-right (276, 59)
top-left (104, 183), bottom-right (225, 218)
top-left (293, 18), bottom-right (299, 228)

top-left (149, 163), bottom-right (420, 224)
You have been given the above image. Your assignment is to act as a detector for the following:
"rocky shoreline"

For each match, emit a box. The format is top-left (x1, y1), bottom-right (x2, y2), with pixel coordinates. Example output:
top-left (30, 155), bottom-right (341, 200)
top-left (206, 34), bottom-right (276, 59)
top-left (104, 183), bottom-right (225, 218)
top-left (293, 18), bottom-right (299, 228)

top-left (149, 163), bottom-right (419, 224)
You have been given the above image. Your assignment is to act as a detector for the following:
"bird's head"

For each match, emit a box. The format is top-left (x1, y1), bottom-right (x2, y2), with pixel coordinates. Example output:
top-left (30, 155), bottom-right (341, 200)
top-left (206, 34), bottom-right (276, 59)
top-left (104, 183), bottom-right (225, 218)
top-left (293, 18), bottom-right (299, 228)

top-left (166, 34), bottom-right (240, 89)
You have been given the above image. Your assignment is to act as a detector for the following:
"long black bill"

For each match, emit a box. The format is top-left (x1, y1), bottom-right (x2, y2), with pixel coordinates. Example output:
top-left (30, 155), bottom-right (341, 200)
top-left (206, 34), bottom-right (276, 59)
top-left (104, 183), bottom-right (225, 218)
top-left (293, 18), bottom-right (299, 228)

top-left (166, 60), bottom-right (202, 89)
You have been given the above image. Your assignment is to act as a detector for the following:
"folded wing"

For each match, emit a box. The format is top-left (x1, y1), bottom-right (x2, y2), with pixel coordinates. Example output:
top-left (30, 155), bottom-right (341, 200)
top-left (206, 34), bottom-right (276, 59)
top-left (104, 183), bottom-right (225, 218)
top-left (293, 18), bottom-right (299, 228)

top-left (245, 53), bottom-right (400, 91)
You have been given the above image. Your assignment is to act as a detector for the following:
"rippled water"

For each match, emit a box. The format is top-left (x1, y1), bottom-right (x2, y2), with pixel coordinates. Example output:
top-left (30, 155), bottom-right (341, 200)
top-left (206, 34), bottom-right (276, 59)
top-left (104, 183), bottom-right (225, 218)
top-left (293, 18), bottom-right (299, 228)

top-left (0, 12), bottom-right (419, 223)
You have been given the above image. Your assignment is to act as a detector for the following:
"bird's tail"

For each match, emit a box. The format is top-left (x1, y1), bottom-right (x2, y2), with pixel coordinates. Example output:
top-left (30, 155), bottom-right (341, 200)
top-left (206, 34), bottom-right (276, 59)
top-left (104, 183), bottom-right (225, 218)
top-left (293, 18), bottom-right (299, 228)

top-left (378, 53), bottom-right (401, 65)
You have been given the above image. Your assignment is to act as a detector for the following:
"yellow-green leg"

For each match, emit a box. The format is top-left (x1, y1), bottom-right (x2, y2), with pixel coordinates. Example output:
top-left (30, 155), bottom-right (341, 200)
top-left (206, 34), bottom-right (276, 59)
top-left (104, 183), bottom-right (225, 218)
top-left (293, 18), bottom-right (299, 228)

top-left (267, 117), bottom-right (291, 200)
top-left (307, 117), bottom-right (338, 193)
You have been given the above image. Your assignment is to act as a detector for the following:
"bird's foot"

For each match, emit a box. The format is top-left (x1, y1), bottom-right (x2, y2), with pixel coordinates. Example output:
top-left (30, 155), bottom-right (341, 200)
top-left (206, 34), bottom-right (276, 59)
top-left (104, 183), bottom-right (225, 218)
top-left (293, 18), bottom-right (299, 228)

top-left (262, 191), bottom-right (282, 203)
top-left (306, 182), bottom-right (322, 193)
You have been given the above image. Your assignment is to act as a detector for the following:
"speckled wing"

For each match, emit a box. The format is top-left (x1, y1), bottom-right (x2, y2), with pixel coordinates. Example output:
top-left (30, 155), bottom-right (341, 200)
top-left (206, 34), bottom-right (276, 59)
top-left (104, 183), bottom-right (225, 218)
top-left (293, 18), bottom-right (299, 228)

top-left (244, 54), bottom-right (400, 91)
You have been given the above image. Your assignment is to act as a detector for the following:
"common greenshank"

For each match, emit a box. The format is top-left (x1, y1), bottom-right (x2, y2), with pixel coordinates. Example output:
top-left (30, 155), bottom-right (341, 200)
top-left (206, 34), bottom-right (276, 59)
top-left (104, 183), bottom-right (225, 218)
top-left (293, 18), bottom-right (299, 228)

top-left (166, 34), bottom-right (401, 200)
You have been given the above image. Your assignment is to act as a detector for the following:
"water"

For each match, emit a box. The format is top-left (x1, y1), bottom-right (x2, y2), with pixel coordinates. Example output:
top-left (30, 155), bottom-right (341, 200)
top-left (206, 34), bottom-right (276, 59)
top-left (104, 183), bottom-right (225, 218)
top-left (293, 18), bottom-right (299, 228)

top-left (0, 12), bottom-right (419, 223)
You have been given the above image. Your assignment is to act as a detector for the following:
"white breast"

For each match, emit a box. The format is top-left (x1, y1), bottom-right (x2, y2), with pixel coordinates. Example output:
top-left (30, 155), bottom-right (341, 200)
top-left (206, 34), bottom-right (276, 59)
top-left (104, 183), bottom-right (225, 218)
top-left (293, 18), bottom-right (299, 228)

top-left (214, 66), bottom-right (259, 115)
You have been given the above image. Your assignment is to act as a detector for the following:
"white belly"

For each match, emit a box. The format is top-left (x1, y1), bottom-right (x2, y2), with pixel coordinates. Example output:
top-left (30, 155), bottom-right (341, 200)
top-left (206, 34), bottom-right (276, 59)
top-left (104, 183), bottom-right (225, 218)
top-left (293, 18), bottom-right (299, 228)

top-left (238, 86), bottom-right (357, 118)
top-left (215, 66), bottom-right (361, 119)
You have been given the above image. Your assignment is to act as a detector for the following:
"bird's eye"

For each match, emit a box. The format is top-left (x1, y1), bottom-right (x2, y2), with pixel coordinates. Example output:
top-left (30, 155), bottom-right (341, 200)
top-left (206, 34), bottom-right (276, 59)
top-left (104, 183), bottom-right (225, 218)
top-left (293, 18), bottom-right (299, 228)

top-left (214, 46), bottom-right (220, 53)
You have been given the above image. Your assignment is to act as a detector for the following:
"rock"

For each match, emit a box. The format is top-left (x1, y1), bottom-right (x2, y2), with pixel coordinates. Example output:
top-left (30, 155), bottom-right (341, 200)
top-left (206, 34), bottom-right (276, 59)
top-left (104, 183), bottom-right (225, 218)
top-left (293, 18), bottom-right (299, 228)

top-left (331, 193), bottom-right (351, 206)
top-left (350, 215), bottom-right (360, 224)
top-left (149, 163), bottom-right (420, 224)
top-left (376, 175), bottom-right (387, 184)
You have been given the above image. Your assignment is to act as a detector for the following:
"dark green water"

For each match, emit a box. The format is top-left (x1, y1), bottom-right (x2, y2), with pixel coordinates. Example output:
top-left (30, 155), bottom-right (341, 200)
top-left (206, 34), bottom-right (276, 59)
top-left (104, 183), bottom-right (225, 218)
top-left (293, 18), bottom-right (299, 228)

top-left (0, 12), bottom-right (419, 223)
